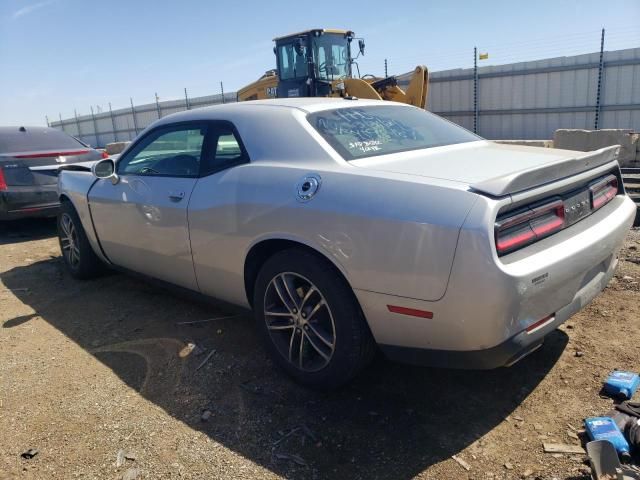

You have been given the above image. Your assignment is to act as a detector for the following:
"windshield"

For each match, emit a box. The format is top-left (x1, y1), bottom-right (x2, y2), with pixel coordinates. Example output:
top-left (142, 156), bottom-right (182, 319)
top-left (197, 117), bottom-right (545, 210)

top-left (312, 34), bottom-right (350, 80)
top-left (307, 105), bottom-right (480, 160)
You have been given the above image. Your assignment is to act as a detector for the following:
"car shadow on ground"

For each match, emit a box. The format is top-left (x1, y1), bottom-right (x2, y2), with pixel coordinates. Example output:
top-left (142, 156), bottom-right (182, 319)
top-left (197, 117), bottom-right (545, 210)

top-left (1, 256), bottom-right (569, 480)
top-left (0, 218), bottom-right (57, 245)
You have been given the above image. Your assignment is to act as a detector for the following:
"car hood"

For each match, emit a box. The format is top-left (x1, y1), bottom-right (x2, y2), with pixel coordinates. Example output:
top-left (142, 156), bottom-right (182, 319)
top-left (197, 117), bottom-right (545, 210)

top-left (350, 140), bottom-right (620, 196)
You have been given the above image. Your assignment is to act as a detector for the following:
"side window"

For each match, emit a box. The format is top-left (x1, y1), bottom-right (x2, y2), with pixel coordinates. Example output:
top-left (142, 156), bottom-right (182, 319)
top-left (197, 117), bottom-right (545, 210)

top-left (278, 43), bottom-right (307, 80)
top-left (201, 125), bottom-right (248, 176)
top-left (118, 125), bottom-right (206, 177)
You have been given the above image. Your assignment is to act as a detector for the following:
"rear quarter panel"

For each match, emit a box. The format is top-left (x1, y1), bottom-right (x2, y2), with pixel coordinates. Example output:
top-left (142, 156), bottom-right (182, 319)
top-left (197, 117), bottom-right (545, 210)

top-left (188, 161), bottom-right (478, 306)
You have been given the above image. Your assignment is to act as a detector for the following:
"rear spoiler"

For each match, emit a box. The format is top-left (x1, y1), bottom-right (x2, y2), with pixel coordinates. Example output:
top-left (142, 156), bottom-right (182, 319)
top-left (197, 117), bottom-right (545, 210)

top-left (470, 146), bottom-right (620, 197)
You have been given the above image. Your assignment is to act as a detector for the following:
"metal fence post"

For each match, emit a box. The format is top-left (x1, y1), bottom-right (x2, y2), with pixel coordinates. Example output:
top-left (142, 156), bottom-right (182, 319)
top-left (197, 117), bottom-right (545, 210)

top-left (59, 113), bottom-right (65, 133)
top-left (594, 28), bottom-right (606, 130)
top-left (130, 98), bottom-right (139, 136)
top-left (184, 88), bottom-right (190, 110)
top-left (220, 82), bottom-right (225, 103)
top-left (74, 109), bottom-right (82, 140)
top-left (90, 106), bottom-right (100, 147)
top-left (109, 102), bottom-right (118, 142)
top-left (473, 47), bottom-right (479, 134)
top-left (384, 59), bottom-right (388, 77)
top-left (155, 93), bottom-right (162, 118)
top-left (45, 115), bottom-right (50, 127)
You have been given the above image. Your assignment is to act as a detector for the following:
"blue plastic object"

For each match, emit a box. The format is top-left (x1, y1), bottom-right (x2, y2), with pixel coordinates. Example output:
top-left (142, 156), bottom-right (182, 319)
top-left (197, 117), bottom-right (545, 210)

top-left (585, 417), bottom-right (631, 460)
top-left (603, 371), bottom-right (640, 399)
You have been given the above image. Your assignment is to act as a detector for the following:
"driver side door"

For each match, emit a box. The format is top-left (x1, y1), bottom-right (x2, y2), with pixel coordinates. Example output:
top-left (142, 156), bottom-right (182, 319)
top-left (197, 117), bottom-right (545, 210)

top-left (88, 122), bottom-right (209, 290)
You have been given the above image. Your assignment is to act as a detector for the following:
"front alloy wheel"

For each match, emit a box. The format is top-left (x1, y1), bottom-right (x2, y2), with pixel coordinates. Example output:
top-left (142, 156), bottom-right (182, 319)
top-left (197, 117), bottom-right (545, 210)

top-left (59, 213), bottom-right (81, 268)
top-left (57, 201), bottom-right (105, 279)
top-left (263, 272), bottom-right (336, 372)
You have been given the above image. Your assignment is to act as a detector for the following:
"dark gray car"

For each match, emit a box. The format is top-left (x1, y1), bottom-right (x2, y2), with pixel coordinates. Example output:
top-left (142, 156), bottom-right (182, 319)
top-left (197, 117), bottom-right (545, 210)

top-left (0, 126), bottom-right (106, 220)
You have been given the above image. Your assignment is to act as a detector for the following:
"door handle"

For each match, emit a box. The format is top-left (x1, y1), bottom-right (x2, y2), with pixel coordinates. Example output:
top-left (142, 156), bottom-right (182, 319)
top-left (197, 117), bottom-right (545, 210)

top-left (168, 191), bottom-right (185, 201)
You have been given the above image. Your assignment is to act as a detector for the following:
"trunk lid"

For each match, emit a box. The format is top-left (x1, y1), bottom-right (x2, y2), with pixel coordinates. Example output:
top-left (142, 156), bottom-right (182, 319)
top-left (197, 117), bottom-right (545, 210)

top-left (0, 149), bottom-right (103, 186)
top-left (350, 141), bottom-right (620, 196)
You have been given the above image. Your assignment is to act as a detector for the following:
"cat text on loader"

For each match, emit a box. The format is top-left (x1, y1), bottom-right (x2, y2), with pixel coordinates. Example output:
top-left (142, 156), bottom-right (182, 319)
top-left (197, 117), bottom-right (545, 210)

top-left (236, 29), bottom-right (429, 108)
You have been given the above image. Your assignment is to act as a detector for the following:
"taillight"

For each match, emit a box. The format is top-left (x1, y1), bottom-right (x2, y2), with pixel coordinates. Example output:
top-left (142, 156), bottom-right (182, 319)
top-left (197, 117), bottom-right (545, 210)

top-left (589, 174), bottom-right (618, 210)
top-left (0, 168), bottom-right (6, 191)
top-left (495, 199), bottom-right (565, 256)
top-left (100, 151), bottom-right (109, 159)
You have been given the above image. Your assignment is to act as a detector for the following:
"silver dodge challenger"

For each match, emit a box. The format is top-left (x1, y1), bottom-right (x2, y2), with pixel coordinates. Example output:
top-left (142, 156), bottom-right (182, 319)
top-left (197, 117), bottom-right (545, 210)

top-left (57, 98), bottom-right (636, 388)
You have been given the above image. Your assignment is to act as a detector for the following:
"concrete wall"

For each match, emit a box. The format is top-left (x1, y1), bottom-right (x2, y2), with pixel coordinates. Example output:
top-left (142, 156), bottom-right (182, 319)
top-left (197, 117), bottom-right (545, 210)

top-left (554, 129), bottom-right (640, 167)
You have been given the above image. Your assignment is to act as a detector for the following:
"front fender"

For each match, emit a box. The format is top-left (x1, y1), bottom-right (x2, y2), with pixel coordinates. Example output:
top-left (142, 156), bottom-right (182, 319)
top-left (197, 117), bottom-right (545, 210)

top-left (58, 170), bottom-right (110, 264)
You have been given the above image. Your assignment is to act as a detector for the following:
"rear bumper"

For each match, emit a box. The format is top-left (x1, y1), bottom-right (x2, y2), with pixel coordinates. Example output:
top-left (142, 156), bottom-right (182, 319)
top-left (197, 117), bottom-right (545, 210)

top-left (379, 255), bottom-right (617, 369)
top-left (356, 194), bottom-right (636, 368)
top-left (0, 185), bottom-right (59, 220)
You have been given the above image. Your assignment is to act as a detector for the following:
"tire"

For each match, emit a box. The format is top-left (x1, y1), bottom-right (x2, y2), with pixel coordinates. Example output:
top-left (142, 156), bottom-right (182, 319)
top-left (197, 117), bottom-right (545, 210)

top-left (253, 248), bottom-right (376, 389)
top-left (57, 201), bottom-right (105, 280)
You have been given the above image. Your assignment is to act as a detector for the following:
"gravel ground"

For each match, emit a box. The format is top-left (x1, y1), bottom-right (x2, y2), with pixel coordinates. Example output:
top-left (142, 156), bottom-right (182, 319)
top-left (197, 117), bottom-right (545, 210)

top-left (1, 219), bottom-right (639, 480)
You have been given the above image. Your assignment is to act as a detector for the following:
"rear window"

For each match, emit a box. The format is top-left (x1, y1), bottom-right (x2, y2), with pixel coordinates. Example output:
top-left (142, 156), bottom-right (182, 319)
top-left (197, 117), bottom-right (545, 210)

top-left (0, 128), bottom-right (86, 154)
top-left (307, 105), bottom-right (480, 160)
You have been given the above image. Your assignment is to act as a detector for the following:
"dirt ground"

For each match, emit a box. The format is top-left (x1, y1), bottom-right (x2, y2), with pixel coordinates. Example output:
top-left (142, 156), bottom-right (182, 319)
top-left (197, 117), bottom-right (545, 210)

top-left (0, 219), bottom-right (638, 480)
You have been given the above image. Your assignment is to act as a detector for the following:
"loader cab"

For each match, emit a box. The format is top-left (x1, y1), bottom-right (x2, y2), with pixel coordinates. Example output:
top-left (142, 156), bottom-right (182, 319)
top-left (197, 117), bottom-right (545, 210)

top-left (274, 29), bottom-right (355, 98)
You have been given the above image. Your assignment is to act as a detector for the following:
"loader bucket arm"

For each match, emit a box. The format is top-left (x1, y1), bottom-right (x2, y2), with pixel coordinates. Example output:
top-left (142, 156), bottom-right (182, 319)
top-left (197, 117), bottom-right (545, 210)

top-left (404, 65), bottom-right (429, 108)
top-left (341, 78), bottom-right (384, 100)
top-left (373, 66), bottom-right (429, 108)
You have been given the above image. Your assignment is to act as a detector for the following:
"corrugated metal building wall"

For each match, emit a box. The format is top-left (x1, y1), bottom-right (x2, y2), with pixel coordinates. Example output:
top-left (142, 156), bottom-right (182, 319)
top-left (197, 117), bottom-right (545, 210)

top-left (52, 47), bottom-right (640, 146)
top-left (425, 47), bottom-right (640, 139)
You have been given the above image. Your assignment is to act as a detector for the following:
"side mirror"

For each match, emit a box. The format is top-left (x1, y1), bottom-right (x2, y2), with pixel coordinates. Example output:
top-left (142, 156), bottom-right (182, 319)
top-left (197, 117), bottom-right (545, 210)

top-left (358, 39), bottom-right (365, 56)
top-left (92, 158), bottom-right (118, 184)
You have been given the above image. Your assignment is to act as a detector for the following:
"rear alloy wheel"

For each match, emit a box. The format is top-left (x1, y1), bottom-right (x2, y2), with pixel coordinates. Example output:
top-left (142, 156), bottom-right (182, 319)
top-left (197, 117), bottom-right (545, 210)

top-left (263, 272), bottom-right (336, 372)
top-left (57, 201), bottom-right (105, 279)
top-left (254, 249), bottom-right (375, 389)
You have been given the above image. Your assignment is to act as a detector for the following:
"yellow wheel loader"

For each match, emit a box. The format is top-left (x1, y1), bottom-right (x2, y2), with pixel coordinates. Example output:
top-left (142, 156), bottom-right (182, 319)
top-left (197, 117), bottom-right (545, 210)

top-left (236, 29), bottom-right (429, 109)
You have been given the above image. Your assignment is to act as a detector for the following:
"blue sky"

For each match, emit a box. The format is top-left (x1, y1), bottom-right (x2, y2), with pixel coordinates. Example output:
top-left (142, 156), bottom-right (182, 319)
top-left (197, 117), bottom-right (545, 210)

top-left (0, 0), bottom-right (639, 126)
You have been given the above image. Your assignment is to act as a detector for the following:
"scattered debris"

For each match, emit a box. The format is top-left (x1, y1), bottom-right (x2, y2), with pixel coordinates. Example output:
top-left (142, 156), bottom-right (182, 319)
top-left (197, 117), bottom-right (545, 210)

top-left (274, 452), bottom-right (307, 466)
top-left (300, 424), bottom-right (318, 443)
top-left (543, 443), bottom-right (586, 454)
top-left (21, 449), bottom-right (38, 459)
top-left (522, 468), bottom-right (534, 478)
top-left (196, 349), bottom-right (216, 371)
top-left (124, 452), bottom-right (137, 461)
top-left (622, 275), bottom-right (634, 281)
top-left (178, 342), bottom-right (197, 358)
top-left (504, 462), bottom-right (514, 470)
top-left (567, 430), bottom-right (580, 440)
top-left (452, 454), bottom-right (471, 471)
top-left (533, 423), bottom-right (544, 431)
top-left (122, 467), bottom-right (140, 480)
top-left (575, 351), bottom-right (584, 357)
top-left (116, 449), bottom-right (126, 467)
top-left (201, 409), bottom-right (212, 422)
top-left (176, 314), bottom-right (240, 326)
top-left (273, 427), bottom-right (301, 447)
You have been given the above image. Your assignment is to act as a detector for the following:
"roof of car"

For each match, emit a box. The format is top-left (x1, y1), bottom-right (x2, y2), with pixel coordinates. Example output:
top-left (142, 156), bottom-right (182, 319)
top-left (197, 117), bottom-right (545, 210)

top-left (147, 97), bottom-right (415, 134)
top-left (0, 126), bottom-right (52, 134)
top-left (152, 98), bottom-right (413, 128)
